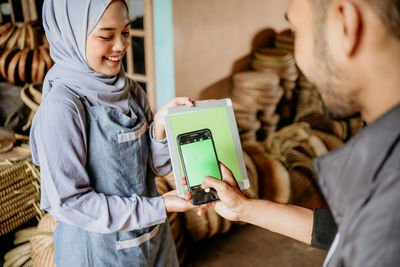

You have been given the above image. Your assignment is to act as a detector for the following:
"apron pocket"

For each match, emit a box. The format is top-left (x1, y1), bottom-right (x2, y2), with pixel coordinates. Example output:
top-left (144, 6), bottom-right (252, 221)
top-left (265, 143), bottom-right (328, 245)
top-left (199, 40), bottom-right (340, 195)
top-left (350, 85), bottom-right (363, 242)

top-left (116, 225), bottom-right (160, 250)
top-left (117, 122), bottom-right (147, 143)
top-left (117, 122), bottom-right (149, 194)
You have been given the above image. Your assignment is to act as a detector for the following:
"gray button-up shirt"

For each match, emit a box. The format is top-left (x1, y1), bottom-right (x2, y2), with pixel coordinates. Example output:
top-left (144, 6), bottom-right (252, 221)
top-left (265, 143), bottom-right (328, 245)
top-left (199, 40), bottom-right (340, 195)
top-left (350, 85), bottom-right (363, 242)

top-left (313, 104), bottom-right (400, 266)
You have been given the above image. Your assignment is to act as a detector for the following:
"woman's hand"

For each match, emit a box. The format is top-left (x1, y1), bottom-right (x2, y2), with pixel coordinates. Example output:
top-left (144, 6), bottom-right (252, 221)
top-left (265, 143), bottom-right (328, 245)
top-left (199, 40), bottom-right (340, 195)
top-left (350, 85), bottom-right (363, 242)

top-left (162, 190), bottom-right (196, 213)
top-left (153, 97), bottom-right (194, 140)
top-left (179, 178), bottom-right (213, 216)
top-left (162, 187), bottom-right (213, 215)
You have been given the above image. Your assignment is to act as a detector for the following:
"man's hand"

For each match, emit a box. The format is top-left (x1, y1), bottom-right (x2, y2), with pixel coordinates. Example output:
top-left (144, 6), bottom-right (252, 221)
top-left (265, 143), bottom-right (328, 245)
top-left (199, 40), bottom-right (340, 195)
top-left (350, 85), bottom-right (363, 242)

top-left (182, 162), bottom-right (249, 220)
top-left (182, 163), bottom-right (314, 244)
top-left (201, 162), bottom-right (249, 221)
top-left (153, 97), bottom-right (194, 140)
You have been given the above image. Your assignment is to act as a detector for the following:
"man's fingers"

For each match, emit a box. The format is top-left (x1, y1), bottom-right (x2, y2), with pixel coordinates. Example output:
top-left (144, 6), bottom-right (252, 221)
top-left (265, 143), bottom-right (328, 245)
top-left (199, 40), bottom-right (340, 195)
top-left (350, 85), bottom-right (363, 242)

top-left (219, 162), bottom-right (238, 187)
top-left (201, 176), bottom-right (227, 193)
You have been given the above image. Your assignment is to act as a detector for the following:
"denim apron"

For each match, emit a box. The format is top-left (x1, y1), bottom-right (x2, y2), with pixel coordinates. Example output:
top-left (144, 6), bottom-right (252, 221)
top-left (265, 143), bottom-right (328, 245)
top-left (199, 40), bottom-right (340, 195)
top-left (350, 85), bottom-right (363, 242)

top-left (53, 92), bottom-right (178, 267)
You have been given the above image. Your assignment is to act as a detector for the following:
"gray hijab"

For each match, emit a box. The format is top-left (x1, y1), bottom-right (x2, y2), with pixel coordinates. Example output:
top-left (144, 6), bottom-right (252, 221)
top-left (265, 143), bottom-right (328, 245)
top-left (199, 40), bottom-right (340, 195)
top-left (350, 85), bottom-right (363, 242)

top-left (42, 0), bottom-right (130, 114)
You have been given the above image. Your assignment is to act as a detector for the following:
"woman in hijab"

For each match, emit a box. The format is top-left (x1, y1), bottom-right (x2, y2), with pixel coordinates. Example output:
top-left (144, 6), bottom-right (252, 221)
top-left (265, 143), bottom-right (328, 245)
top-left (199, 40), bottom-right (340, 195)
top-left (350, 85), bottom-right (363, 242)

top-left (30, 0), bottom-right (194, 265)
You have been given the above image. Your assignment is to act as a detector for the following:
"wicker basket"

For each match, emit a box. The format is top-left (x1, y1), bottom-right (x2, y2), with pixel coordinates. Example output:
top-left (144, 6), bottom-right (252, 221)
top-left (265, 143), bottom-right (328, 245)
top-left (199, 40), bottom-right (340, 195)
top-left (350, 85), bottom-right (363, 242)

top-left (20, 83), bottom-right (42, 131)
top-left (0, 159), bottom-right (44, 236)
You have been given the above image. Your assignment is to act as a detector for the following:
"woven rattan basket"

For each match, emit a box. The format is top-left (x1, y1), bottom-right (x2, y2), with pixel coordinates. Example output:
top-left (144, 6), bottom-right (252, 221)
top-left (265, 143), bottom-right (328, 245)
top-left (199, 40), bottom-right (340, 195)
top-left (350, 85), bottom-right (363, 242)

top-left (0, 159), bottom-right (44, 236)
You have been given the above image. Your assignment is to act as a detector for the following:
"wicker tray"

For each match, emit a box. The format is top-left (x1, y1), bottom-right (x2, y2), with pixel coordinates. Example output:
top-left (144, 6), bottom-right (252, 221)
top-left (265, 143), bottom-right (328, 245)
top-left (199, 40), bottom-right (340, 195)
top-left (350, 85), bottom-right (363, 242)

top-left (0, 159), bottom-right (44, 236)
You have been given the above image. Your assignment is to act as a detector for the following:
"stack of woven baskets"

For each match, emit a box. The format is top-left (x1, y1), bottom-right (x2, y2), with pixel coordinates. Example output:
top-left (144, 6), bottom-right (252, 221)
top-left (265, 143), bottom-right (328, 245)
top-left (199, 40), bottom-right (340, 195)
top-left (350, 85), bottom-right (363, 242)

top-left (0, 22), bottom-right (52, 85)
top-left (240, 91), bottom-right (365, 209)
top-left (0, 128), bottom-right (31, 161)
top-left (0, 21), bottom-right (49, 131)
top-left (252, 47), bottom-right (298, 93)
top-left (0, 128), bottom-right (16, 154)
top-left (230, 29), bottom-right (300, 142)
top-left (231, 71), bottom-right (283, 142)
top-left (241, 122), bottom-right (340, 209)
top-left (0, 159), bottom-right (43, 237)
top-left (274, 29), bottom-right (295, 52)
top-left (3, 213), bottom-right (57, 267)
top-left (242, 142), bottom-right (291, 204)
top-left (20, 82), bottom-right (42, 130)
top-left (30, 213), bottom-right (57, 267)
top-left (252, 41), bottom-right (298, 116)
top-left (294, 74), bottom-right (323, 116)
top-left (295, 110), bottom-right (348, 141)
top-left (265, 122), bottom-right (338, 208)
top-left (3, 226), bottom-right (36, 267)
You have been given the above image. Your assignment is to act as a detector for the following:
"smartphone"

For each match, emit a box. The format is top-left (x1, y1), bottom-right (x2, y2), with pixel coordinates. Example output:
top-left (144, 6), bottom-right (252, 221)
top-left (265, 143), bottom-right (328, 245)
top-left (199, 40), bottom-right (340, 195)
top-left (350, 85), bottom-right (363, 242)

top-left (177, 129), bottom-right (222, 205)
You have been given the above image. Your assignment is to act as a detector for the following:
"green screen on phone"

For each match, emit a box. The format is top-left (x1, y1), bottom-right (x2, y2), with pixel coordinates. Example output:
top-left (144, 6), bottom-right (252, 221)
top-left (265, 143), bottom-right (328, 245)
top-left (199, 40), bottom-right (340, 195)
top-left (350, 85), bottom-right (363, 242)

top-left (180, 139), bottom-right (222, 187)
top-left (170, 106), bottom-right (243, 184)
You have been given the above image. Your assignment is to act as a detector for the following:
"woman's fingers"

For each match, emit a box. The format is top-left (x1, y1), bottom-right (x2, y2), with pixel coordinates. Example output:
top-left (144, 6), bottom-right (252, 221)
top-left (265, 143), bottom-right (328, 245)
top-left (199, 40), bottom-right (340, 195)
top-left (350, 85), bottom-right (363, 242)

top-left (167, 97), bottom-right (194, 108)
top-left (184, 190), bottom-right (191, 201)
top-left (194, 99), bottom-right (216, 104)
top-left (197, 202), bottom-right (213, 216)
top-left (180, 177), bottom-right (187, 185)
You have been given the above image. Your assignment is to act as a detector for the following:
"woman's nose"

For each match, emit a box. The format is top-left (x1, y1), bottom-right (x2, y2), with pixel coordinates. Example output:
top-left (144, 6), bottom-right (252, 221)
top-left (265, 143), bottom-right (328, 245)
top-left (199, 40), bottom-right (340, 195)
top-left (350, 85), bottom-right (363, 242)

top-left (113, 35), bottom-right (128, 51)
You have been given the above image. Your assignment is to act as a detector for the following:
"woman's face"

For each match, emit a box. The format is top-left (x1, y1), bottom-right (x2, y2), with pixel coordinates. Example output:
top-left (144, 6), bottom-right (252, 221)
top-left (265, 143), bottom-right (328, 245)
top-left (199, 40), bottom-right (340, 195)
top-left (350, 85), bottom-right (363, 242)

top-left (86, 0), bottom-right (130, 76)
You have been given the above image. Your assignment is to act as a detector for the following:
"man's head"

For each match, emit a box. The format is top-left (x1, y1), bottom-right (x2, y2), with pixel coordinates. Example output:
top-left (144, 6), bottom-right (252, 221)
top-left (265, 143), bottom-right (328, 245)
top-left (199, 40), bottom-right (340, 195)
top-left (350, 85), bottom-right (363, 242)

top-left (287, 0), bottom-right (400, 121)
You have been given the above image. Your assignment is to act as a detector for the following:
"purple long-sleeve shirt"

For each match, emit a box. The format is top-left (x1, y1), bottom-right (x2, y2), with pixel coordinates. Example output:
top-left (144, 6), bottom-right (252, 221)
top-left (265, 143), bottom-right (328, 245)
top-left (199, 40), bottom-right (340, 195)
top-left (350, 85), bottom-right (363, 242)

top-left (30, 84), bottom-right (171, 234)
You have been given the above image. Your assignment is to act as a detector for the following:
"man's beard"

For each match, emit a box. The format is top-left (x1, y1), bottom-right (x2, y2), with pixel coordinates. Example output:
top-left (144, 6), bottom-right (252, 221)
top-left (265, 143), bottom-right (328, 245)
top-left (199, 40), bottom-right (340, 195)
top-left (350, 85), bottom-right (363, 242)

top-left (319, 93), bottom-right (361, 121)
top-left (307, 30), bottom-right (361, 121)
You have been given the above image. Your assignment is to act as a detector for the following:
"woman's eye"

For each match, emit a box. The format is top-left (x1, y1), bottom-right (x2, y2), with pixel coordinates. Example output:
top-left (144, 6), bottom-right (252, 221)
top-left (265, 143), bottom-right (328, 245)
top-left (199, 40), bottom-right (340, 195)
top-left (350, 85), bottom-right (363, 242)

top-left (100, 36), bottom-right (112, 40)
top-left (122, 31), bottom-right (129, 36)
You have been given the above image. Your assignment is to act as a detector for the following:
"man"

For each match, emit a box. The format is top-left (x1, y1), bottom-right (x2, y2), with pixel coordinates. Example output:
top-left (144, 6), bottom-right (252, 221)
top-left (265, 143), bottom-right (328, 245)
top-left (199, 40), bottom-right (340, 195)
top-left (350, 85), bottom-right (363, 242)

top-left (184, 0), bottom-right (400, 266)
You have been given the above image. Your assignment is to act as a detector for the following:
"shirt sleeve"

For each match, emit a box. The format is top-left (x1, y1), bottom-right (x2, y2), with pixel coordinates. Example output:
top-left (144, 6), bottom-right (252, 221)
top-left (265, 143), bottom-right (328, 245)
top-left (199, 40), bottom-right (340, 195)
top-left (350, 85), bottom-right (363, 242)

top-left (30, 96), bottom-right (167, 234)
top-left (130, 80), bottom-right (172, 177)
top-left (148, 123), bottom-right (172, 176)
top-left (311, 208), bottom-right (338, 250)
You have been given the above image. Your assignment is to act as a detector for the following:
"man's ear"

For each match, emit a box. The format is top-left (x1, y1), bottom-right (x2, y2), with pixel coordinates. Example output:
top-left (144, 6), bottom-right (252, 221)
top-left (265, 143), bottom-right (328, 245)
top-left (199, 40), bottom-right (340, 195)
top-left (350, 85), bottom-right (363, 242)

top-left (336, 0), bottom-right (362, 56)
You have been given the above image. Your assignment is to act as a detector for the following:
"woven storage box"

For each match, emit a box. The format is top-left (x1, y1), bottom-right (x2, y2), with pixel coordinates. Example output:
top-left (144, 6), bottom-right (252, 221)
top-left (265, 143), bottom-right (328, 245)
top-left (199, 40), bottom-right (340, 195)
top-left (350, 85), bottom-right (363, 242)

top-left (0, 159), bottom-right (43, 236)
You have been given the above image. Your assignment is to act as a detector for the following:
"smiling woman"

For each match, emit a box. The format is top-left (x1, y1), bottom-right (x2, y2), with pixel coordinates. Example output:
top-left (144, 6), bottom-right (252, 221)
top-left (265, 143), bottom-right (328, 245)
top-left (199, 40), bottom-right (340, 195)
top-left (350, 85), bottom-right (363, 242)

top-left (86, 1), bottom-right (131, 76)
top-left (30, 0), bottom-right (195, 266)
